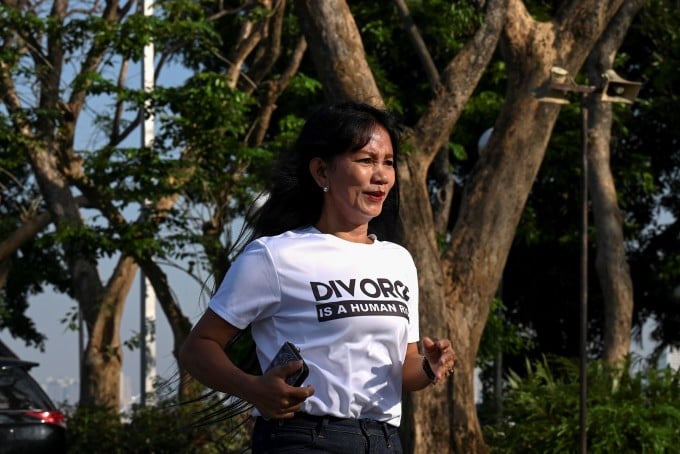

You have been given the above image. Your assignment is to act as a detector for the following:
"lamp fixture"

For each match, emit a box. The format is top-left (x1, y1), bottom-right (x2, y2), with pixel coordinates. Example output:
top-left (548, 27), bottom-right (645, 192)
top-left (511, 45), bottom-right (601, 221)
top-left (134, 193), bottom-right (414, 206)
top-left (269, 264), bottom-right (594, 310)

top-left (534, 66), bottom-right (573, 104)
top-left (600, 69), bottom-right (642, 104)
top-left (535, 66), bottom-right (641, 105)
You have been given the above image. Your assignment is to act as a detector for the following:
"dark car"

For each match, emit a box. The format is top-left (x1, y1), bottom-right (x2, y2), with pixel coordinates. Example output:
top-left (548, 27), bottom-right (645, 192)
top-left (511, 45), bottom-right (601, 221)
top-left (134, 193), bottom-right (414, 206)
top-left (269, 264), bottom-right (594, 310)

top-left (0, 357), bottom-right (67, 454)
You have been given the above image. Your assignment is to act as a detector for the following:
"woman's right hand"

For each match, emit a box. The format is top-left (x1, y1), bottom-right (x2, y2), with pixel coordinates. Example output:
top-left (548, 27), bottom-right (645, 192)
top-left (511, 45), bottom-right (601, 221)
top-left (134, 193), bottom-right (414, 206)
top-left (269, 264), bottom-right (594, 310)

top-left (253, 360), bottom-right (315, 419)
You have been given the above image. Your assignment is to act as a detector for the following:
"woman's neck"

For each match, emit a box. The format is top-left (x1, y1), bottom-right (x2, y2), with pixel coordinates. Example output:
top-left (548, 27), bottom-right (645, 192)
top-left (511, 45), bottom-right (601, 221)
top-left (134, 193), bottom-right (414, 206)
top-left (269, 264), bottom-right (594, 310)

top-left (314, 220), bottom-right (373, 244)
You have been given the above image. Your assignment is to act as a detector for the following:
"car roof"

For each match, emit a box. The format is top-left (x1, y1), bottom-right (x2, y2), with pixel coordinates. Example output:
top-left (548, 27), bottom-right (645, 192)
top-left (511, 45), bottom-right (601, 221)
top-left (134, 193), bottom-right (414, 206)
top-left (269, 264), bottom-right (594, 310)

top-left (0, 357), bottom-right (39, 370)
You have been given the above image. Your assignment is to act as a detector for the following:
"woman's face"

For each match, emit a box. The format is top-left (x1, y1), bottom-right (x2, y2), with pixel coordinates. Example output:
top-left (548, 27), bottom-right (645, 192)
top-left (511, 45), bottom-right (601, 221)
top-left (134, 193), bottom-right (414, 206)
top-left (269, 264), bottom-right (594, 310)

top-left (313, 125), bottom-right (396, 230)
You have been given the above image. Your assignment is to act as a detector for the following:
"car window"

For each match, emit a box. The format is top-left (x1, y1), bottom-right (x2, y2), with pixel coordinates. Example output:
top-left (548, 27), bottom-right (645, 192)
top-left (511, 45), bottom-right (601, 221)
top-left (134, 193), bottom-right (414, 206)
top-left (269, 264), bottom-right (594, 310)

top-left (0, 366), bottom-right (53, 410)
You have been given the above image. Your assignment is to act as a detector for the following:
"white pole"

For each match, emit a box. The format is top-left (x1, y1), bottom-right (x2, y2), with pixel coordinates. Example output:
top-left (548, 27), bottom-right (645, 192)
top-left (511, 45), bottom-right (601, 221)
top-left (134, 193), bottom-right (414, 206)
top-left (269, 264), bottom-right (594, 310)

top-left (140, 0), bottom-right (156, 407)
top-left (140, 268), bottom-right (156, 405)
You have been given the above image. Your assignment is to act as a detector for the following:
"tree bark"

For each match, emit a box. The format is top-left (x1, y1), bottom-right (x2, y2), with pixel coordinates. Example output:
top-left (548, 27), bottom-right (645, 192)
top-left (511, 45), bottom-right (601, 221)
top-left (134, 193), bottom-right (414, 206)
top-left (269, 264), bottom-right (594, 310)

top-left (80, 255), bottom-right (137, 409)
top-left (442, 0), bottom-right (627, 450)
top-left (294, 0), bottom-right (384, 106)
top-left (226, 0), bottom-right (271, 89)
top-left (251, 36), bottom-right (308, 147)
top-left (585, 0), bottom-right (644, 366)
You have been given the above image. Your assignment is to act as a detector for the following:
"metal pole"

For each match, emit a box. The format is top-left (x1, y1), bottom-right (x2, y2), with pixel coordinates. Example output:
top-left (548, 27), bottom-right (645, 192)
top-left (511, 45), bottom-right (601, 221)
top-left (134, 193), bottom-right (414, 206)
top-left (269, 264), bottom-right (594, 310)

top-left (140, 0), bottom-right (156, 407)
top-left (78, 307), bottom-right (83, 404)
top-left (140, 271), bottom-right (147, 406)
top-left (140, 271), bottom-right (156, 406)
top-left (579, 99), bottom-right (589, 454)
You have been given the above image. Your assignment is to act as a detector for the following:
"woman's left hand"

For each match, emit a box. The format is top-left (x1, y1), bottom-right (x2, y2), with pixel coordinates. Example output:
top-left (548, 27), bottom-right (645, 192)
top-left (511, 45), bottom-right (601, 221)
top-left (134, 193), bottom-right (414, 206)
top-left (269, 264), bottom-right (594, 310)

top-left (422, 336), bottom-right (455, 384)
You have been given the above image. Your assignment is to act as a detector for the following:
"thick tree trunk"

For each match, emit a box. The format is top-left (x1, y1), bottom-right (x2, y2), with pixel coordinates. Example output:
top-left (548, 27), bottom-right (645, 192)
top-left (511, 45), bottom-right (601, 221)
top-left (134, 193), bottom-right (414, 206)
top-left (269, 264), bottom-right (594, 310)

top-left (438, 0), bottom-right (628, 450)
top-left (80, 255), bottom-right (138, 409)
top-left (468, 0), bottom-right (628, 393)
top-left (397, 158), bottom-right (453, 453)
top-left (585, 0), bottom-right (644, 366)
top-left (403, 2), bottom-right (507, 451)
top-left (23, 140), bottom-right (123, 409)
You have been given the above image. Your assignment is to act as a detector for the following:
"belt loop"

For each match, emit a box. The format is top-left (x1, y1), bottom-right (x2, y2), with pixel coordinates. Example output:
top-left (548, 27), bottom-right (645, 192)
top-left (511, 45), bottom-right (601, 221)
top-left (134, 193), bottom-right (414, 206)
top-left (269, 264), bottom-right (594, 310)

top-left (316, 415), bottom-right (329, 438)
top-left (381, 422), bottom-right (392, 448)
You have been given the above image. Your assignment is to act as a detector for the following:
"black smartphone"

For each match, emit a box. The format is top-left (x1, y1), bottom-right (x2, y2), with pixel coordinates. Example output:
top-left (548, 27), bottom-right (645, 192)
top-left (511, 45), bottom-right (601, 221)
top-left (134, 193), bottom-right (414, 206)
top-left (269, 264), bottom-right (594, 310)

top-left (266, 341), bottom-right (309, 386)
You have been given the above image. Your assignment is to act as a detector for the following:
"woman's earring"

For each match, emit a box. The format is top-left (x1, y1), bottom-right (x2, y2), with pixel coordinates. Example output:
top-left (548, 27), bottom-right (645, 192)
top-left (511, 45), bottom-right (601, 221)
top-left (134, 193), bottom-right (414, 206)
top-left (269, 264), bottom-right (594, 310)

top-left (322, 186), bottom-right (329, 193)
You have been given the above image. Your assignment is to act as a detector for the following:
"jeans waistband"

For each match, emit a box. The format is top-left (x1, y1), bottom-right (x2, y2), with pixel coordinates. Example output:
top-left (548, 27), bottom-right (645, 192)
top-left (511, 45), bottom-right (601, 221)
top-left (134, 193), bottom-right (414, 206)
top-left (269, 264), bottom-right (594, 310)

top-left (260, 412), bottom-right (396, 432)
top-left (290, 412), bottom-right (393, 428)
top-left (254, 413), bottom-right (401, 452)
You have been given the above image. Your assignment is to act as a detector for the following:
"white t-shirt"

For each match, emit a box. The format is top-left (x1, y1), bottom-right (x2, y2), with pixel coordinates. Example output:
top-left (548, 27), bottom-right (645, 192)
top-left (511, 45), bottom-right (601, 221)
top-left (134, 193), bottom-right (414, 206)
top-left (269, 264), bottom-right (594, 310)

top-left (208, 226), bottom-right (420, 426)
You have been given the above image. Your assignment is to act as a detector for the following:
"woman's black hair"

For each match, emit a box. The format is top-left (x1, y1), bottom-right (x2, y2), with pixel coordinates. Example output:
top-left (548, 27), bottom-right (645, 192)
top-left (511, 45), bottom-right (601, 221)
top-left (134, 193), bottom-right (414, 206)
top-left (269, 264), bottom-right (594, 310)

top-left (248, 101), bottom-right (403, 242)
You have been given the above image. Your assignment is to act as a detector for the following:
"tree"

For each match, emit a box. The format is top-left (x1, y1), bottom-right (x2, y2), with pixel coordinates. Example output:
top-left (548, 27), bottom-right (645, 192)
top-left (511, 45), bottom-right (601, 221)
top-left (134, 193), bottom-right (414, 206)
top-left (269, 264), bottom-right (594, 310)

top-left (0, 0), bottom-right (231, 407)
top-left (585, 0), bottom-right (646, 366)
top-left (622, 0), bottom-right (680, 355)
top-left (496, 0), bottom-right (679, 372)
top-left (295, 0), bottom-right (646, 451)
top-left (1, 0), bottom-right (140, 408)
top-left (0, 0), bottom-right (319, 409)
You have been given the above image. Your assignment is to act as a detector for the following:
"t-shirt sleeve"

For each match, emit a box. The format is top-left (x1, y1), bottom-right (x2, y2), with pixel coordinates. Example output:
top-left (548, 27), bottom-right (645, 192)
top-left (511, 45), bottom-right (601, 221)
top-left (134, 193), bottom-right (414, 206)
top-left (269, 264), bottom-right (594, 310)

top-left (208, 240), bottom-right (281, 329)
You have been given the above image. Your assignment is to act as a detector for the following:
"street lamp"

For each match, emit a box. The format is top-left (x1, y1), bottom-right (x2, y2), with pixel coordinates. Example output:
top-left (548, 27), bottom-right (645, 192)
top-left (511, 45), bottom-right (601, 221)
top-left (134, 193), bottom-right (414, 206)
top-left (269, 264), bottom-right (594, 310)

top-left (535, 66), bottom-right (640, 454)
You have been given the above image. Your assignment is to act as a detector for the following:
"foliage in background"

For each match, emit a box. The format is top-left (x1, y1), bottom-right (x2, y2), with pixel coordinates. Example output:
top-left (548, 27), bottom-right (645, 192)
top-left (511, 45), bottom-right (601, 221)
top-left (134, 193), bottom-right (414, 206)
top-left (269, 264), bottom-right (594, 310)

top-left (478, 298), bottom-right (535, 364)
top-left (479, 0), bottom-right (680, 374)
top-left (484, 355), bottom-right (680, 453)
top-left (476, 297), bottom-right (535, 412)
top-left (2, 0), bottom-right (677, 370)
top-left (65, 399), bottom-right (252, 453)
top-left (623, 0), bottom-right (680, 351)
top-left (63, 354), bottom-right (680, 453)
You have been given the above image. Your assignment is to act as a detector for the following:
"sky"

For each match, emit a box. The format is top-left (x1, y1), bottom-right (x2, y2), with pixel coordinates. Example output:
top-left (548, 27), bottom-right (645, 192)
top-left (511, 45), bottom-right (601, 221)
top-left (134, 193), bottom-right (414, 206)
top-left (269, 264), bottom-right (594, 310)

top-left (2, 260), bottom-right (210, 406)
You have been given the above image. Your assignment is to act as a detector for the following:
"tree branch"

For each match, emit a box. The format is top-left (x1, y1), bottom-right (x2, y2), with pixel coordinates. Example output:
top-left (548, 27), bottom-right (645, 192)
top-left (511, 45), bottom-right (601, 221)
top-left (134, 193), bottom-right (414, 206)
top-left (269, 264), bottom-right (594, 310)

top-left (248, 36), bottom-right (307, 147)
top-left (412, 0), bottom-right (507, 164)
top-left (247, 0), bottom-right (287, 88)
top-left (393, 0), bottom-right (441, 92)
top-left (0, 195), bottom-right (91, 263)
top-left (294, 0), bottom-right (383, 105)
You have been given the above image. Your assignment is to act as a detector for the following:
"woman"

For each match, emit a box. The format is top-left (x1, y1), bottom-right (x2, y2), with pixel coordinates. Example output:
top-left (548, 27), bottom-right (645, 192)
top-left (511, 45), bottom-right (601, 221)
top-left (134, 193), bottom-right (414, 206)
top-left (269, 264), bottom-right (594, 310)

top-left (179, 101), bottom-right (455, 453)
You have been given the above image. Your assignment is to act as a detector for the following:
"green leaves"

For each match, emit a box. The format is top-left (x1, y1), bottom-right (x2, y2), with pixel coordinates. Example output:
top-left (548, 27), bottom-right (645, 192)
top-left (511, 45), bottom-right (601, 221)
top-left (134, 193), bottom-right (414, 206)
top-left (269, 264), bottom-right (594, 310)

top-left (486, 356), bottom-right (680, 453)
top-left (478, 297), bottom-right (535, 365)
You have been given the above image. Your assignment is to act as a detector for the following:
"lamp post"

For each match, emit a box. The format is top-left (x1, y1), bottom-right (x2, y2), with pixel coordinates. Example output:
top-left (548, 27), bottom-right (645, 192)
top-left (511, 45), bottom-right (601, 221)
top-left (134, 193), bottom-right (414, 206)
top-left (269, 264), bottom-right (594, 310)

top-left (536, 66), bottom-right (640, 454)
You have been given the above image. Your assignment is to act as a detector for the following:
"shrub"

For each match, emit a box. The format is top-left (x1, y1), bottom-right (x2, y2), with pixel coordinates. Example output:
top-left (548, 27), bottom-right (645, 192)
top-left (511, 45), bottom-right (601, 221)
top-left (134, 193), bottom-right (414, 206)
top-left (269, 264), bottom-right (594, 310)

top-left (485, 355), bottom-right (680, 453)
top-left (65, 397), bottom-right (252, 453)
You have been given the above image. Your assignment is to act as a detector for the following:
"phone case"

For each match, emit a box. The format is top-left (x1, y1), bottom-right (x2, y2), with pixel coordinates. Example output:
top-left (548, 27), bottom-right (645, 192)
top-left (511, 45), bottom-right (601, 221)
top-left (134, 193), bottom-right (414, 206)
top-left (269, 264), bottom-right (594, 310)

top-left (266, 341), bottom-right (309, 386)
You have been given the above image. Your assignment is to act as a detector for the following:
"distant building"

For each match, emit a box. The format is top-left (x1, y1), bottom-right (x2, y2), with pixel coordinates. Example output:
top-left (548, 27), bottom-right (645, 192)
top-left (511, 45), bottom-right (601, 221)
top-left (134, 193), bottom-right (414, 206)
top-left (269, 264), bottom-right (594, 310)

top-left (120, 372), bottom-right (135, 412)
top-left (44, 376), bottom-right (78, 404)
top-left (474, 367), bottom-right (483, 404)
top-left (659, 346), bottom-right (680, 372)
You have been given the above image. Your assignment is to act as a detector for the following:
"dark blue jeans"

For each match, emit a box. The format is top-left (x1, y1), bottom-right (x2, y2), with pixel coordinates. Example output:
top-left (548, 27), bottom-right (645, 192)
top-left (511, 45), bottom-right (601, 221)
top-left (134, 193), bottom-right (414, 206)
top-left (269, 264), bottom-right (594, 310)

top-left (252, 413), bottom-right (403, 453)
